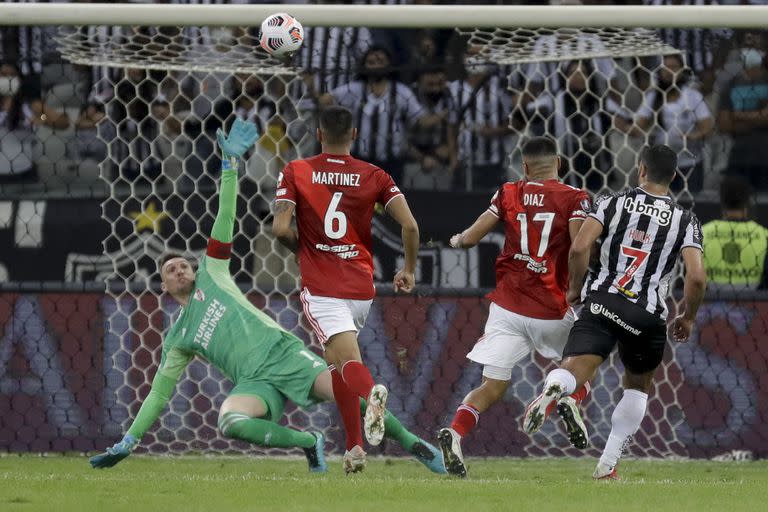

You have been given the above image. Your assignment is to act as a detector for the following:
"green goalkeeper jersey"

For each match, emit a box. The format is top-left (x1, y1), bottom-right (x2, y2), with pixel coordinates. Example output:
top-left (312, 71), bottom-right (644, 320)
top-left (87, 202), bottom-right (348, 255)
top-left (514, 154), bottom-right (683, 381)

top-left (159, 255), bottom-right (287, 384)
top-left (126, 161), bottom-right (301, 440)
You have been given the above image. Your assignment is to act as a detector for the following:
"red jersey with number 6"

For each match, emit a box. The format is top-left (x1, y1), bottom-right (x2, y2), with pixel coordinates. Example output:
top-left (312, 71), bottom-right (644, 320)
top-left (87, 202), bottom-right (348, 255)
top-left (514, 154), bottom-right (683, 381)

top-left (487, 179), bottom-right (591, 320)
top-left (275, 153), bottom-right (403, 300)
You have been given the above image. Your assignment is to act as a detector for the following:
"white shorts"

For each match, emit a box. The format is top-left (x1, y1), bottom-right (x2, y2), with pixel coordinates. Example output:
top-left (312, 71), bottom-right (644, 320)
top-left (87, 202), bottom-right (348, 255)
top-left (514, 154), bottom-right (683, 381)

top-left (467, 302), bottom-right (575, 381)
top-left (299, 288), bottom-right (373, 346)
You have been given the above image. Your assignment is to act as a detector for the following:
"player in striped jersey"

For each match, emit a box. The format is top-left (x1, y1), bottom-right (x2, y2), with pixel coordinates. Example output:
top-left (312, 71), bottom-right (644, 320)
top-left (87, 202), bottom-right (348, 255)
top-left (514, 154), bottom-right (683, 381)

top-left (523, 145), bottom-right (707, 480)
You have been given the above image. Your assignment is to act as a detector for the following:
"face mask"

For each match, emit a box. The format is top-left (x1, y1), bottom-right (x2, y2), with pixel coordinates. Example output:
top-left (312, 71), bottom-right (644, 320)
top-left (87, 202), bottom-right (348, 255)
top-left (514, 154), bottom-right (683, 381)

top-left (426, 91), bottom-right (443, 104)
top-left (363, 68), bottom-right (389, 81)
top-left (211, 27), bottom-right (234, 45)
top-left (741, 48), bottom-right (766, 70)
top-left (465, 62), bottom-right (494, 75)
top-left (0, 76), bottom-right (20, 96)
top-left (657, 78), bottom-right (674, 90)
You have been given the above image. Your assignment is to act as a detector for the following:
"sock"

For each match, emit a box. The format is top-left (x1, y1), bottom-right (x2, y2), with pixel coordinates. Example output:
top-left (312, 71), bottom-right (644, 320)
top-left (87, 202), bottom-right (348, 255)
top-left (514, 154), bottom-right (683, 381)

top-left (569, 382), bottom-right (591, 403)
top-left (331, 367), bottom-right (364, 451)
top-left (359, 398), bottom-right (419, 453)
top-left (544, 368), bottom-right (577, 396)
top-left (341, 360), bottom-right (376, 400)
top-left (450, 403), bottom-right (480, 438)
top-left (218, 412), bottom-right (315, 449)
top-left (599, 389), bottom-right (648, 468)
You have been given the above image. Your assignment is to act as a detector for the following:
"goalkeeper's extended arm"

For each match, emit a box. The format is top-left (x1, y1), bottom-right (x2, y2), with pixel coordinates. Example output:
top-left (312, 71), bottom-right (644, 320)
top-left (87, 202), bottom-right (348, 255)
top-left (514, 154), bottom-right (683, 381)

top-left (90, 348), bottom-right (190, 469)
top-left (210, 119), bottom-right (259, 244)
top-left (89, 372), bottom-right (177, 469)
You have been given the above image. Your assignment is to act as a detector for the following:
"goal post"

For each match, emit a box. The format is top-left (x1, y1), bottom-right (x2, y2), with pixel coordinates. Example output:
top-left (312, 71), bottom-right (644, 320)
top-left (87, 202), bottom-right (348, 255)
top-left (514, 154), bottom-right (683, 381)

top-left (0, 4), bottom-right (765, 461)
top-left (1, 4), bottom-right (768, 28)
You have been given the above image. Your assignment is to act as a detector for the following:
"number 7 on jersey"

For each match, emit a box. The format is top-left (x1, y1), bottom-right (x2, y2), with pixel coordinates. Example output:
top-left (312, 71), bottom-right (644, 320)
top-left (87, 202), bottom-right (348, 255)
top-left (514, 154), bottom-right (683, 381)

top-left (617, 245), bottom-right (650, 288)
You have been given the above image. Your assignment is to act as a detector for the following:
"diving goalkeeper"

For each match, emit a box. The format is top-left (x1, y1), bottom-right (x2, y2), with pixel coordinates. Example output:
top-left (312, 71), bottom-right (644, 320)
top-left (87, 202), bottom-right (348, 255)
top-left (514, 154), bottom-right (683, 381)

top-left (90, 119), bottom-right (445, 474)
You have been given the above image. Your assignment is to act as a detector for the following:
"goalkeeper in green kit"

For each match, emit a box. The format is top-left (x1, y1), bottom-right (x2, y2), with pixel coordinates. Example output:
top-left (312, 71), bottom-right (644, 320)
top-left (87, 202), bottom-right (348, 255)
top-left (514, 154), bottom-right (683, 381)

top-left (90, 119), bottom-right (445, 474)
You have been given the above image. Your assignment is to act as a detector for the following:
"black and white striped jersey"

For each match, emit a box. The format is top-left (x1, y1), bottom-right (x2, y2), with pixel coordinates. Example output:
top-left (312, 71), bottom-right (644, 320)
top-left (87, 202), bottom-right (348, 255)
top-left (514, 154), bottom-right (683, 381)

top-left (645, 0), bottom-right (732, 74)
top-left (587, 187), bottom-right (703, 320)
top-left (299, 26), bottom-right (372, 94)
top-left (449, 75), bottom-right (512, 167)
top-left (329, 81), bottom-right (424, 162)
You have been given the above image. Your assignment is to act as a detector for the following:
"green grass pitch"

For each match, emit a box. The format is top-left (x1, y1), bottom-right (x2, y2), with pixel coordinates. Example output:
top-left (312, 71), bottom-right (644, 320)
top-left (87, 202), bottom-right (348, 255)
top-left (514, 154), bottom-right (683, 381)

top-left (1, 455), bottom-right (766, 512)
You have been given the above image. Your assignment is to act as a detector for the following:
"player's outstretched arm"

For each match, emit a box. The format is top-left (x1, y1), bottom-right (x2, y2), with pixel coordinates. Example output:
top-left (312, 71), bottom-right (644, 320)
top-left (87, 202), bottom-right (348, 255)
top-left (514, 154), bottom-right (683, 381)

top-left (90, 348), bottom-right (191, 469)
top-left (672, 247), bottom-right (707, 342)
top-left (209, 119), bottom-right (259, 244)
top-left (567, 217), bottom-right (603, 305)
top-left (386, 195), bottom-right (419, 293)
top-left (89, 372), bottom-right (176, 468)
top-left (449, 211), bottom-right (499, 249)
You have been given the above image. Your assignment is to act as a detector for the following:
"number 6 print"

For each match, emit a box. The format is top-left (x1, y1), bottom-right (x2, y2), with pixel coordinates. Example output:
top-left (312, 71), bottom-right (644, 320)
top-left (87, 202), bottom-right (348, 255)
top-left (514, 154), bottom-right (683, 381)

top-left (324, 192), bottom-right (347, 239)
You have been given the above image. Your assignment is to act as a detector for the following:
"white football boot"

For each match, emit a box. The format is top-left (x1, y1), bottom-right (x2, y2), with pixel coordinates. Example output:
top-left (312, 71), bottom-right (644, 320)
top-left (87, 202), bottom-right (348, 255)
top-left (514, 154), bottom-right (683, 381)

top-left (343, 445), bottom-right (367, 474)
top-left (437, 427), bottom-right (467, 478)
top-left (556, 396), bottom-right (589, 449)
top-left (593, 462), bottom-right (620, 481)
top-left (364, 384), bottom-right (388, 446)
top-left (523, 382), bottom-right (563, 434)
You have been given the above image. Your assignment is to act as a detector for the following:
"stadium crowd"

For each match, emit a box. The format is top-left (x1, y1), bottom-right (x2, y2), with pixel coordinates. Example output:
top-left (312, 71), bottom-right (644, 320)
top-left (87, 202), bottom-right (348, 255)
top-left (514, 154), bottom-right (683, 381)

top-left (1, 0), bottom-right (767, 289)
top-left (0, 0), bottom-right (766, 197)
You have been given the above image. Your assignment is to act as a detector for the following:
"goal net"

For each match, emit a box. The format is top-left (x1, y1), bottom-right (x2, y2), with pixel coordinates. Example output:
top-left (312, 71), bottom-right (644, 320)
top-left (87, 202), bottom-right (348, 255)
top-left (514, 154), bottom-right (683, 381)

top-left (1, 4), bottom-right (765, 461)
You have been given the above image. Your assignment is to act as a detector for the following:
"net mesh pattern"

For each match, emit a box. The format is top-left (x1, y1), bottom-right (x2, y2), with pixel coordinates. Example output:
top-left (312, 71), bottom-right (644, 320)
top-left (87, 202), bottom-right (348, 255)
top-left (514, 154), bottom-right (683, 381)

top-left (56, 25), bottom-right (297, 75)
top-left (457, 27), bottom-right (679, 65)
top-left (1, 22), bottom-right (762, 460)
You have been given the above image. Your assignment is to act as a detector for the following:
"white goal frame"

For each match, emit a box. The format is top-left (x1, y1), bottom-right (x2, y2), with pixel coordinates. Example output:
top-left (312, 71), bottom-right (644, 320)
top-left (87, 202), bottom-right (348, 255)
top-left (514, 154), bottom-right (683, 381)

top-left (0, 4), bottom-right (767, 29)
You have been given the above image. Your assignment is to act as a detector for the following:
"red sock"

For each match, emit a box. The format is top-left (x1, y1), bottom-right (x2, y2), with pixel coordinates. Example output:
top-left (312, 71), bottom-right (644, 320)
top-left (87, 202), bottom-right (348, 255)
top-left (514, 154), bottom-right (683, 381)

top-left (450, 403), bottom-right (480, 438)
top-left (331, 366), bottom-right (363, 451)
top-left (340, 360), bottom-right (376, 400)
top-left (569, 382), bottom-right (591, 403)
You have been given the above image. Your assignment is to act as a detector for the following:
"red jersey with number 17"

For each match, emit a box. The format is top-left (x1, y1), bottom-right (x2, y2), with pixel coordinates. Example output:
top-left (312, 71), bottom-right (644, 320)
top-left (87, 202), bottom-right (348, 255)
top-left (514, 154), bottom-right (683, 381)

top-left (275, 153), bottom-right (403, 300)
top-left (487, 179), bottom-right (591, 320)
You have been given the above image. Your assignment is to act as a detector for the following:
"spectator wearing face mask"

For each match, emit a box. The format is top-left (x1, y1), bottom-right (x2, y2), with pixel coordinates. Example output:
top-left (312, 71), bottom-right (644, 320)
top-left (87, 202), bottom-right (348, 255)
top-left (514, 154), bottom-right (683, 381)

top-left (107, 67), bottom-right (161, 182)
top-left (547, 59), bottom-right (612, 192)
top-left (320, 45), bottom-right (440, 183)
top-left (404, 66), bottom-right (458, 190)
top-left (626, 54), bottom-right (714, 195)
top-left (449, 50), bottom-right (514, 191)
top-left (0, 62), bottom-right (69, 184)
top-left (718, 31), bottom-right (768, 190)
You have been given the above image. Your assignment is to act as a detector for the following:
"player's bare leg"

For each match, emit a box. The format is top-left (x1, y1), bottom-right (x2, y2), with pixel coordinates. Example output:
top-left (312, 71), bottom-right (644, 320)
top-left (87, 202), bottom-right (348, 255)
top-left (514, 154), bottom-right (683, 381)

top-left (524, 354), bottom-right (602, 436)
top-left (310, 369), bottom-right (335, 402)
top-left (325, 330), bottom-right (388, 446)
top-left (594, 369), bottom-right (653, 480)
top-left (218, 395), bottom-right (326, 472)
top-left (439, 375), bottom-right (509, 478)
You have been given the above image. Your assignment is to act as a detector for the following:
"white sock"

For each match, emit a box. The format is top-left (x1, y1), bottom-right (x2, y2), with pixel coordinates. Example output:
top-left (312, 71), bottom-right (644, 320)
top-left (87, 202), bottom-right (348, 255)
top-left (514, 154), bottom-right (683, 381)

top-left (599, 389), bottom-right (648, 468)
top-left (544, 368), bottom-right (576, 396)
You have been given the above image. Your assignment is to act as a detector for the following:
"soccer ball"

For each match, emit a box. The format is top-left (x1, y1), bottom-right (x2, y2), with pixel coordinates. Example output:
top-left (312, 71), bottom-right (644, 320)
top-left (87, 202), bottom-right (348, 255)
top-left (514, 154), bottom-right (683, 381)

top-left (259, 13), bottom-right (304, 59)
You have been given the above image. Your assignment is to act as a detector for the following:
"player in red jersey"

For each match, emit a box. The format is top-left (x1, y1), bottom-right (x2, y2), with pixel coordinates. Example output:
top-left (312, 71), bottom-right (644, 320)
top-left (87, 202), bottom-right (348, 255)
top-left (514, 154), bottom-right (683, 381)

top-left (437, 137), bottom-right (592, 477)
top-left (272, 106), bottom-right (435, 473)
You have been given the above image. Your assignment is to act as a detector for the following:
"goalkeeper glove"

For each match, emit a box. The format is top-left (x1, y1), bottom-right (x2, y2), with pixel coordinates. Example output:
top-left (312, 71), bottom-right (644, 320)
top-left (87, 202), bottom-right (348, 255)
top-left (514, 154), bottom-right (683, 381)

top-left (216, 118), bottom-right (260, 164)
top-left (89, 434), bottom-right (138, 469)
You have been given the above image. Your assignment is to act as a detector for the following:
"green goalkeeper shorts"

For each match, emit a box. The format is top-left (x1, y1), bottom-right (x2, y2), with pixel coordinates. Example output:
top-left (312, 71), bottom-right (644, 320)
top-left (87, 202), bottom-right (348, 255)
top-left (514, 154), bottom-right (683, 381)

top-left (229, 334), bottom-right (327, 422)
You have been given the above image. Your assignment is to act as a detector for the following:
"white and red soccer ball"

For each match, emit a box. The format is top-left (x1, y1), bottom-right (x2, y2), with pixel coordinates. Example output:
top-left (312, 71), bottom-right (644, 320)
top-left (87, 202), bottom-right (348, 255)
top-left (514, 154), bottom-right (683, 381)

top-left (259, 13), bottom-right (304, 58)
